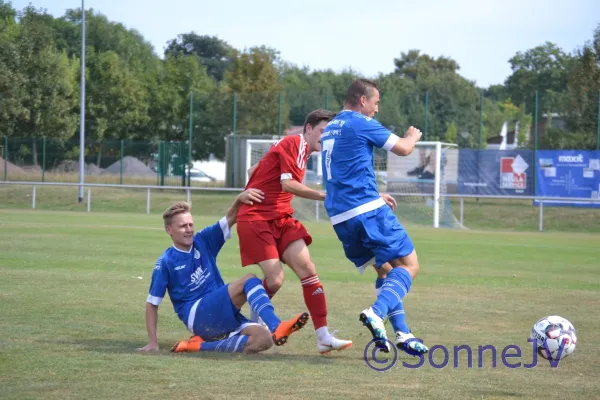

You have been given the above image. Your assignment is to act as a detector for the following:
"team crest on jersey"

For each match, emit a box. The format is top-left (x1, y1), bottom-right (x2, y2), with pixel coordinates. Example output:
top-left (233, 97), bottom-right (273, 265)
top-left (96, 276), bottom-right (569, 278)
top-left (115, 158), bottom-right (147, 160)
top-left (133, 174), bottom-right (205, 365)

top-left (194, 249), bottom-right (200, 259)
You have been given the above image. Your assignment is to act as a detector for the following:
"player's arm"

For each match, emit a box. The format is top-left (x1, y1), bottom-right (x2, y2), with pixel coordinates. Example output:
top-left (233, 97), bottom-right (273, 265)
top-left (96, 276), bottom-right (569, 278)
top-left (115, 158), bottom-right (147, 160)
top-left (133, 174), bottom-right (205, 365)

top-left (139, 303), bottom-right (159, 351)
top-left (138, 258), bottom-right (168, 352)
top-left (358, 118), bottom-right (422, 157)
top-left (389, 126), bottom-right (423, 156)
top-left (281, 178), bottom-right (326, 201)
top-left (225, 188), bottom-right (264, 228)
top-left (277, 137), bottom-right (326, 201)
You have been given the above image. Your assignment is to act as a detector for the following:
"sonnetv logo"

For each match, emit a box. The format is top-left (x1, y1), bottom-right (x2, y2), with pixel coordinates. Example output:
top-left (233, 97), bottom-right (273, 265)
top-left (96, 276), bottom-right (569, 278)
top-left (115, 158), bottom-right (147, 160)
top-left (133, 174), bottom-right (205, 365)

top-left (363, 338), bottom-right (570, 372)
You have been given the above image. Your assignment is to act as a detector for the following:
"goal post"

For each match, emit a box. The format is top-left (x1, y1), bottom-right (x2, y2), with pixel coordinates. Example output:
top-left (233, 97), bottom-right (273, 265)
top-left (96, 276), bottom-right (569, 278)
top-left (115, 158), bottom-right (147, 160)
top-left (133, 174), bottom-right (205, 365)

top-left (245, 138), bottom-right (462, 229)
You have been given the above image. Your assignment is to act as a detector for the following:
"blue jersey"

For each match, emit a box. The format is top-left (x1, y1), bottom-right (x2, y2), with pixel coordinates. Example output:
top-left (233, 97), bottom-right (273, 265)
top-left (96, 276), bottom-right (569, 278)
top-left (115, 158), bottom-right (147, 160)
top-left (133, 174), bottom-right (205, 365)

top-left (321, 110), bottom-right (399, 224)
top-left (146, 217), bottom-right (231, 326)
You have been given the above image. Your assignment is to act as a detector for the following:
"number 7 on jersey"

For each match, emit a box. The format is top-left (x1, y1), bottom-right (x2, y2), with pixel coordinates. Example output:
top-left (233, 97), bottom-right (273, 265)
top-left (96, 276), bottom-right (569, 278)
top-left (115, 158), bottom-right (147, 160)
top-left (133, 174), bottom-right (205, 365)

top-left (322, 139), bottom-right (334, 181)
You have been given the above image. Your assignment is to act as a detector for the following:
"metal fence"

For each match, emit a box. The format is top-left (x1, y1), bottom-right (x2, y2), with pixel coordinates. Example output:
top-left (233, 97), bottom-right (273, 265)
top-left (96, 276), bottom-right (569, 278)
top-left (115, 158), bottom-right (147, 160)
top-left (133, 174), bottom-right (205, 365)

top-left (2, 180), bottom-right (599, 232)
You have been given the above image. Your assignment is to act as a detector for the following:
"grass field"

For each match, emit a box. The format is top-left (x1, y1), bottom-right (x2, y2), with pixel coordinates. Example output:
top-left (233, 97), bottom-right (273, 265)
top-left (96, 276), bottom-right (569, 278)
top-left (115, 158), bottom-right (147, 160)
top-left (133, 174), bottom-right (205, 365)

top-left (1, 208), bottom-right (599, 400)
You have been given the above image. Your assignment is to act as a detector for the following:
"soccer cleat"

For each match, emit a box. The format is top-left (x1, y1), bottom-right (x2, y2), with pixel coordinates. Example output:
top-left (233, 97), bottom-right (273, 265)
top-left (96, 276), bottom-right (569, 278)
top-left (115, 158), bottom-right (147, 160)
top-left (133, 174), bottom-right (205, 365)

top-left (272, 312), bottom-right (310, 346)
top-left (317, 331), bottom-right (353, 355)
top-left (359, 308), bottom-right (390, 353)
top-left (395, 331), bottom-right (429, 356)
top-left (170, 335), bottom-right (204, 353)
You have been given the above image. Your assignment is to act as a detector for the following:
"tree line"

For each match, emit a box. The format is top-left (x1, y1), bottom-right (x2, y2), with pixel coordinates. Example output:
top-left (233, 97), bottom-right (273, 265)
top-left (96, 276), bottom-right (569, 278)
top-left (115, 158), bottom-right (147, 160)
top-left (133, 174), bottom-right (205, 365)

top-left (0, 1), bottom-right (598, 162)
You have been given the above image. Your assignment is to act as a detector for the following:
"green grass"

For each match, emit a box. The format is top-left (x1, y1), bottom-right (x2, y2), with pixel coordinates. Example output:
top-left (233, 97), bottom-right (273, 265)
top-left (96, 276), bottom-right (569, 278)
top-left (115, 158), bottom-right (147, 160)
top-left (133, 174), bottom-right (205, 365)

top-left (1, 210), bottom-right (599, 399)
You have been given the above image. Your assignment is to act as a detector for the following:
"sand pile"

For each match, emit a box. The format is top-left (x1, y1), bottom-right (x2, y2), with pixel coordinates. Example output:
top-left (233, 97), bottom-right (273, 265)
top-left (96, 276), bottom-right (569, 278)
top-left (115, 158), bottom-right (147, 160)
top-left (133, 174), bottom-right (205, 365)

top-left (102, 156), bottom-right (155, 177)
top-left (0, 157), bottom-right (25, 174)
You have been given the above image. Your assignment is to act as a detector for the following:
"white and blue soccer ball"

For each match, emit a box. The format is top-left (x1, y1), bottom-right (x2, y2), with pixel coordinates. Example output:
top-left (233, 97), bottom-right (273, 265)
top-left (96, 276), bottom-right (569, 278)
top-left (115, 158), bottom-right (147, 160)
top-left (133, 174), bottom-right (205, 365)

top-left (530, 315), bottom-right (577, 360)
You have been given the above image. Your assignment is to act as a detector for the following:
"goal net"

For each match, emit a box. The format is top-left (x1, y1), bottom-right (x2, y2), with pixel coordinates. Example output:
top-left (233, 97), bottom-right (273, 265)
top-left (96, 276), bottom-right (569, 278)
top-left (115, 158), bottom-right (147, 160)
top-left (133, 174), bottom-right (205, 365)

top-left (245, 139), bottom-right (462, 229)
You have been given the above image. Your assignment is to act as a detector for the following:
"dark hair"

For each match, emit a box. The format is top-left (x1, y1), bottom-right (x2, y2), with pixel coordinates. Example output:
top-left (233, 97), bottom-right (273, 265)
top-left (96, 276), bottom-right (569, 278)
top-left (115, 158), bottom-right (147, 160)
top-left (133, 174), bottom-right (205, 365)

top-left (344, 78), bottom-right (379, 107)
top-left (303, 109), bottom-right (336, 133)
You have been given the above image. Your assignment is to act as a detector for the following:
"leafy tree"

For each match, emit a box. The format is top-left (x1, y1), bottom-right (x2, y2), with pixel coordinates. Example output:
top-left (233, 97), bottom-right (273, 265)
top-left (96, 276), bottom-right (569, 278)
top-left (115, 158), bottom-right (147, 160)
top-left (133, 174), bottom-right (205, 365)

top-left (224, 46), bottom-right (286, 135)
top-left (505, 42), bottom-right (572, 114)
top-left (165, 33), bottom-right (233, 82)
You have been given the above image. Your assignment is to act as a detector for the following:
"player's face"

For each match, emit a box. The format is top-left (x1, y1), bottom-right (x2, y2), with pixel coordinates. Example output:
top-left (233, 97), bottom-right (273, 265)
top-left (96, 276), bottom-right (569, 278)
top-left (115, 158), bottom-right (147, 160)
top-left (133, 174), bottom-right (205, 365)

top-left (362, 89), bottom-right (380, 117)
top-left (166, 212), bottom-right (194, 250)
top-left (307, 120), bottom-right (329, 153)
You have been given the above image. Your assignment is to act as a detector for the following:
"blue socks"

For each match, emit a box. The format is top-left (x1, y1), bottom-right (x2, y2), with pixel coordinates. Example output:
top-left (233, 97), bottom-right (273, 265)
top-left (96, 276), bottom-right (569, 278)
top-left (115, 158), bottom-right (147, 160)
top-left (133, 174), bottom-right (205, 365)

top-left (375, 275), bottom-right (410, 333)
top-left (201, 335), bottom-right (249, 353)
top-left (372, 267), bottom-right (412, 320)
top-left (244, 277), bottom-right (280, 332)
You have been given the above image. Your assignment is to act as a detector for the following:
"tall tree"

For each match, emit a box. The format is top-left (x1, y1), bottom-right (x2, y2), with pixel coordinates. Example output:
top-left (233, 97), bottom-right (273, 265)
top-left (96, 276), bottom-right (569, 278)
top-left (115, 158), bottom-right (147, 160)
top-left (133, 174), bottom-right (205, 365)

top-left (0, 1), bottom-right (27, 136)
top-left (224, 46), bottom-right (286, 135)
top-left (505, 42), bottom-right (572, 114)
top-left (165, 33), bottom-right (233, 81)
top-left (12, 5), bottom-right (78, 164)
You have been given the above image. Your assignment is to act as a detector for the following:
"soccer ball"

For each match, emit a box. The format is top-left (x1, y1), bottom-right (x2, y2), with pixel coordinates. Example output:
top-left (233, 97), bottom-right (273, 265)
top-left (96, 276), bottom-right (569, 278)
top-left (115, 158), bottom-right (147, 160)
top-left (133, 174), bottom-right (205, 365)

top-left (530, 316), bottom-right (577, 360)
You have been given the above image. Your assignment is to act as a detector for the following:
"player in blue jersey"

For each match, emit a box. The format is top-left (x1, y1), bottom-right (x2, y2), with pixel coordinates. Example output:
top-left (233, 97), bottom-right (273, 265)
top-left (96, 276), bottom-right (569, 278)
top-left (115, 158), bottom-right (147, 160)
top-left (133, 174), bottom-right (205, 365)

top-left (138, 191), bottom-right (310, 354)
top-left (320, 78), bottom-right (429, 356)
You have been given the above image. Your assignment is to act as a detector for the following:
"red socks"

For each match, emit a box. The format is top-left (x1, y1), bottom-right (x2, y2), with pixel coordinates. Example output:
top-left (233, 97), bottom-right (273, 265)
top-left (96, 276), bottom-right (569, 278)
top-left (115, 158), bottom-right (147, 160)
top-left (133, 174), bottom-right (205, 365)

top-left (301, 275), bottom-right (328, 330)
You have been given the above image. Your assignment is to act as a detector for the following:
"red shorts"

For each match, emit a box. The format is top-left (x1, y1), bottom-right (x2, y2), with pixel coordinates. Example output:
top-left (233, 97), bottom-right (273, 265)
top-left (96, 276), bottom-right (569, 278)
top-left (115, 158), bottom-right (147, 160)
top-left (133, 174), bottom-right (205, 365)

top-left (237, 217), bottom-right (313, 267)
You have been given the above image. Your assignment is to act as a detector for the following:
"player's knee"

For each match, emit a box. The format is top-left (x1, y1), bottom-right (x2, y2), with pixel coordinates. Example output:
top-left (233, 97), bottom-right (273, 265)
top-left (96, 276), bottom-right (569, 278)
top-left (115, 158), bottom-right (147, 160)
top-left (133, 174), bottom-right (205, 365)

top-left (245, 328), bottom-right (273, 353)
top-left (265, 270), bottom-right (285, 292)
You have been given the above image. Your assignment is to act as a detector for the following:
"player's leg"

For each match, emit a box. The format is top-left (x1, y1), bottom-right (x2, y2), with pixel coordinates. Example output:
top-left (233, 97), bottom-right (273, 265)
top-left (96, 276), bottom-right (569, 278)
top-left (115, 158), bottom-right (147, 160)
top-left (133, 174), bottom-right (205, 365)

top-left (362, 207), bottom-right (428, 355)
top-left (227, 272), bottom-right (309, 346)
top-left (237, 220), bottom-right (284, 299)
top-left (281, 236), bottom-right (352, 354)
top-left (331, 218), bottom-right (391, 351)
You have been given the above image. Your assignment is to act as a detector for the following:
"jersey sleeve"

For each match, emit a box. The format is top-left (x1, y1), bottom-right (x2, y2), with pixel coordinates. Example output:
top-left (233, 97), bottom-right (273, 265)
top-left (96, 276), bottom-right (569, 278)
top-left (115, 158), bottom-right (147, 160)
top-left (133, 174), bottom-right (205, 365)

top-left (147, 256), bottom-right (169, 306)
top-left (195, 217), bottom-right (231, 257)
top-left (355, 117), bottom-right (400, 151)
top-left (277, 136), bottom-right (305, 182)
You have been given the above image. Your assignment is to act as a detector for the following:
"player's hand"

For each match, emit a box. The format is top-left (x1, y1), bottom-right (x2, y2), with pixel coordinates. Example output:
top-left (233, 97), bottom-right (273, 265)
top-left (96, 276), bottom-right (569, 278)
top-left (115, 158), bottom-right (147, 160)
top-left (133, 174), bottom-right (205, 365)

top-left (137, 343), bottom-right (159, 352)
top-left (239, 188), bottom-right (264, 205)
top-left (405, 126), bottom-right (422, 142)
top-left (380, 193), bottom-right (397, 210)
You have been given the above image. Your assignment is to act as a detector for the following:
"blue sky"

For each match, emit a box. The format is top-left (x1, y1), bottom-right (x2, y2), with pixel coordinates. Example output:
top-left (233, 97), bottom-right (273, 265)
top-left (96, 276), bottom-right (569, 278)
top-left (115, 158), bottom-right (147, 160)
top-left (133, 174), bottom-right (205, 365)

top-left (12, 0), bottom-right (599, 87)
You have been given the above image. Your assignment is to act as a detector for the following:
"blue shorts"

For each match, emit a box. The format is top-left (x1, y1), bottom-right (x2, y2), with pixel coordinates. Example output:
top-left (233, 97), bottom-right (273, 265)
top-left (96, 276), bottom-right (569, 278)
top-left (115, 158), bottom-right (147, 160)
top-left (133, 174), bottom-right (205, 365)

top-left (189, 285), bottom-right (255, 341)
top-left (333, 205), bottom-right (414, 272)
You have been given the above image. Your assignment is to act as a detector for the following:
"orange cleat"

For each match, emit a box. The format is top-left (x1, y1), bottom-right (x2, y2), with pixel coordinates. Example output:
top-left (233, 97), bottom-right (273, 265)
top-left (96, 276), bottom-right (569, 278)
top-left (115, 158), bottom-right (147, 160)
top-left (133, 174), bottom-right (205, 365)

top-left (272, 312), bottom-right (310, 346)
top-left (170, 335), bottom-right (204, 353)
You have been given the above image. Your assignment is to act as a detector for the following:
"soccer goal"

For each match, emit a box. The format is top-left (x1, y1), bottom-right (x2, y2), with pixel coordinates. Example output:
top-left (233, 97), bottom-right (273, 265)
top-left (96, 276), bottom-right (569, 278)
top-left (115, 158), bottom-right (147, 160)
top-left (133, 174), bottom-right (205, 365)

top-left (245, 138), bottom-right (462, 229)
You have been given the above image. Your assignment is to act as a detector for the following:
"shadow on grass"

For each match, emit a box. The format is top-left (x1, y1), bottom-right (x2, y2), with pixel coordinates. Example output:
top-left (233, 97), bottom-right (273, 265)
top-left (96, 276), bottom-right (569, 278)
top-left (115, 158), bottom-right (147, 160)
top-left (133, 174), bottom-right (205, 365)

top-left (49, 337), bottom-right (352, 365)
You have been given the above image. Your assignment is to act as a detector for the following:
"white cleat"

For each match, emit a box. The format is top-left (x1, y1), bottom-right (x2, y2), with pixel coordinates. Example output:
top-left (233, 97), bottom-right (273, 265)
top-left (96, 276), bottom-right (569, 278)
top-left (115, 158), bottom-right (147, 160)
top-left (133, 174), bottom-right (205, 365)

top-left (395, 331), bottom-right (429, 356)
top-left (359, 307), bottom-right (390, 352)
top-left (317, 331), bottom-right (353, 355)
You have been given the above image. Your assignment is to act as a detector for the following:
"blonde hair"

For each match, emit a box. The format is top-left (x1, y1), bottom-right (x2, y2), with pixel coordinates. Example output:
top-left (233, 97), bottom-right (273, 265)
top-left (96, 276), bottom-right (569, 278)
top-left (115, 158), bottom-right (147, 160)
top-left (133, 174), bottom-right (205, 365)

top-left (163, 201), bottom-right (191, 225)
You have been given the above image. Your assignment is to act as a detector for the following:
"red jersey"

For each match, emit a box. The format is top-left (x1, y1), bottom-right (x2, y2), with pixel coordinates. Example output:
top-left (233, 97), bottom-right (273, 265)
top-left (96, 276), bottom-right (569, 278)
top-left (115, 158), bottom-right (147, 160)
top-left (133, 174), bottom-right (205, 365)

top-left (238, 134), bottom-right (309, 221)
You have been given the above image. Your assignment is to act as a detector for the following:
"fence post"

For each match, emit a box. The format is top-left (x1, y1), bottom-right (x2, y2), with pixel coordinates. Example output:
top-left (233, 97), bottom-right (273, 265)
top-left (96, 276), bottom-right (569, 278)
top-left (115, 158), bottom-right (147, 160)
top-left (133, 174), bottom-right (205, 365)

top-left (42, 137), bottom-right (46, 182)
top-left (534, 91), bottom-right (539, 196)
top-left (32, 185), bottom-right (36, 209)
top-left (160, 142), bottom-right (165, 187)
top-left (538, 199), bottom-right (544, 232)
top-left (120, 140), bottom-right (124, 185)
top-left (186, 188), bottom-right (191, 205)
top-left (478, 90), bottom-right (484, 148)
top-left (277, 91), bottom-right (283, 139)
top-left (460, 197), bottom-right (464, 227)
top-left (146, 188), bottom-right (151, 214)
top-left (315, 200), bottom-right (319, 222)
top-left (424, 91), bottom-right (429, 141)
top-left (596, 90), bottom-right (599, 151)
top-left (232, 92), bottom-right (237, 187)
top-left (188, 91), bottom-right (194, 187)
top-left (87, 187), bottom-right (91, 212)
top-left (3, 136), bottom-right (7, 181)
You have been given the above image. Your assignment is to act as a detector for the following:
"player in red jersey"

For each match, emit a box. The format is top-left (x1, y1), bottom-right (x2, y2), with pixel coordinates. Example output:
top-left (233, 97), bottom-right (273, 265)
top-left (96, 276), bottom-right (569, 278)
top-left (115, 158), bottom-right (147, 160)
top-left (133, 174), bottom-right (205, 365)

top-left (237, 109), bottom-right (352, 355)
